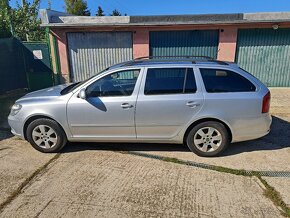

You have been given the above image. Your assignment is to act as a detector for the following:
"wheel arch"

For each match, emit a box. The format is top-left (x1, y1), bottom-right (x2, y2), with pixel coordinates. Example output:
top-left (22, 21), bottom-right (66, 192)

top-left (183, 117), bottom-right (233, 144)
top-left (23, 115), bottom-right (68, 140)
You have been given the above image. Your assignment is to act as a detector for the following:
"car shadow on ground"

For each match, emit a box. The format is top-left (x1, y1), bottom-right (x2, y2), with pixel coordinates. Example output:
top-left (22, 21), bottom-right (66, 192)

top-left (62, 116), bottom-right (289, 156)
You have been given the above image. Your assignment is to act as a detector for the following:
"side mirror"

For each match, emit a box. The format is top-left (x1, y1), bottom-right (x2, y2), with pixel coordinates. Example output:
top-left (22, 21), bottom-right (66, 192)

top-left (79, 89), bottom-right (86, 99)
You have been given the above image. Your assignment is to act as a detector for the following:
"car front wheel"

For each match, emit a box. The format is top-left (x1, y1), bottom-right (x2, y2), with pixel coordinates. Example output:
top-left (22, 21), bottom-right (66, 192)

top-left (26, 118), bottom-right (67, 153)
top-left (186, 121), bottom-right (230, 157)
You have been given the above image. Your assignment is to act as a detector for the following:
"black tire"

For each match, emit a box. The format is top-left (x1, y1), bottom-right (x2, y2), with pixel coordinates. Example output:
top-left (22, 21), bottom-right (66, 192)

top-left (26, 118), bottom-right (67, 153)
top-left (185, 121), bottom-right (230, 157)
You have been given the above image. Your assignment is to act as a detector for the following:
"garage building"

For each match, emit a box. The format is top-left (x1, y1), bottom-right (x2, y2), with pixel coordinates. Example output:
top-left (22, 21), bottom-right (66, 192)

top-left (40, 10), bottom-right (290, 87)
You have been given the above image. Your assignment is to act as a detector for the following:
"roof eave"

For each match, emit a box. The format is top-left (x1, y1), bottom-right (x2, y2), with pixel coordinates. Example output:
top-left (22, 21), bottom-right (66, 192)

top-left (40, 9), bottom-right (290, 28)
top-left (41, 19), bottom-right (290, 28)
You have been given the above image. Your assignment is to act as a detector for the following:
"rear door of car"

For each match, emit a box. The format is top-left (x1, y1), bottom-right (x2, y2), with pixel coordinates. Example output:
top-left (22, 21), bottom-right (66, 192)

top-left (135, 66), bottom-right (204, 139)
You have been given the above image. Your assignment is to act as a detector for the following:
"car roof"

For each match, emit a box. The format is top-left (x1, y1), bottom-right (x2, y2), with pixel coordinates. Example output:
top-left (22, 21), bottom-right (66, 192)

top-left (108, 56), bottom-right (237, 70)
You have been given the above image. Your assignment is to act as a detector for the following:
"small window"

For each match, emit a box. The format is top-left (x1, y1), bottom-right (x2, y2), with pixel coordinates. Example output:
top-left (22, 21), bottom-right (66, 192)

top-left (184, 68), bottom-right (197, 93)
top-left (144, 68), bottom-right (197, 95)
top-left (86, 69), bottom-right (140, 97)
top-left (200, 68), bottom-right (256, 93)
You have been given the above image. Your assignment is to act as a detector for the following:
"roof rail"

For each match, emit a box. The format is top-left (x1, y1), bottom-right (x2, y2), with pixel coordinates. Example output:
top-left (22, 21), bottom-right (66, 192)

top-left (134, 56), bottom-right (228, 65)
top-left (116, 55), bottom-right (228, 68)
top-left (134, 55), bottom-right (214, 61)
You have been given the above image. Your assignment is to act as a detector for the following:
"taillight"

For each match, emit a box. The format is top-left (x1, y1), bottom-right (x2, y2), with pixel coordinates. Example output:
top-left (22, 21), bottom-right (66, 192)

top-left (262, 91), bottom-right (271, 113)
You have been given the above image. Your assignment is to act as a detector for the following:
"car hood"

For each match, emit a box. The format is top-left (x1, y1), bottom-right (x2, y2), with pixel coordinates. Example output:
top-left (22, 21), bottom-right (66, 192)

top-left (17, 84), bottom-right (69, 102)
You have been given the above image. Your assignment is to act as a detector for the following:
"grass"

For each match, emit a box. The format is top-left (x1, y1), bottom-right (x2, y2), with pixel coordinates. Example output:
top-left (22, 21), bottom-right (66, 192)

top-left (162, 157), bottom-right (185, 164)
top-left (258, 176), bottom-right (290, 217)
top-left (162, 156), bottom-right (252, 176)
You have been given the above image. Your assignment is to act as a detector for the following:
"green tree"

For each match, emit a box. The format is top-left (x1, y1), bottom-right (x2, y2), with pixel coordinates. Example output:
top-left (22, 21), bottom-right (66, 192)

top-left (65, 0), bottom-right (90, 16)
top-left (0, 0), bottom-right (12, 38)
top-left (110, 9), bottom-right (121, 16)
top-left (0, 0), bottom-right (44, 41)
top-left (96, 6), bottom-right (104, 16)
top-left (10, 0), bottom-right (45, 41)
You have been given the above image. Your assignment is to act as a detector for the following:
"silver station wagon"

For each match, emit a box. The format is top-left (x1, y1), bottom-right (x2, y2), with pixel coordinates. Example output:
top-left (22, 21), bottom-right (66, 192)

top-left (8, 57), bottom-right (271, 157)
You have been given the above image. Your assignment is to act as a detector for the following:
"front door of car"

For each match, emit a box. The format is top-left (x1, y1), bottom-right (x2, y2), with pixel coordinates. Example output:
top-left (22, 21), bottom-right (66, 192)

top-left (67, 69), bottom-right (142, 140)
top-left (135, 67), bottom-right (204, 139)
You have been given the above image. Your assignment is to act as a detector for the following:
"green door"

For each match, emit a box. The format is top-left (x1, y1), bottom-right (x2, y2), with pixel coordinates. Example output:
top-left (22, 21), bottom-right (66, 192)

top-left (236, 28), bottom-right (290, 87)
top-left (150, 30), bottom-right (219, 58)
top-left (23, 43), bottom-right (54, 91)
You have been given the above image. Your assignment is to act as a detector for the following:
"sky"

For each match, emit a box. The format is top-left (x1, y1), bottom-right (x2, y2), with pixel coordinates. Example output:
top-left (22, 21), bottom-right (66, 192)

top-left (9, 0), bottom-right (290, 16)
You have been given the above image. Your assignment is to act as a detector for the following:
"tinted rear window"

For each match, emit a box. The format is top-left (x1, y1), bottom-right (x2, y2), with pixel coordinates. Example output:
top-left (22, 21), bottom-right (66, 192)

top-left (200, 69), bottom-right (256, 93)
top-left (144, 68), bottom-right (197, 95)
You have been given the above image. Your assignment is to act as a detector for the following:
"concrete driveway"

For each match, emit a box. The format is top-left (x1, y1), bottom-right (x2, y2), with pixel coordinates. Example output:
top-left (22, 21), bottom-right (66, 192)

top-left (0, 138), bottom-right (285, 218)
top-left (0, 88), bottom-right (289, 217)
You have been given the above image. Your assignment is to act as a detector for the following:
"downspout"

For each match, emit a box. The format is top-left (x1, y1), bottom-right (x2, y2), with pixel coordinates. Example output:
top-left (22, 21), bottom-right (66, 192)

top-left (45, 27), bottom-right (55, 85)
top-left (46, 27), bottom-right (61, 85)
top-left (52, 34), bottom-right (61, 85)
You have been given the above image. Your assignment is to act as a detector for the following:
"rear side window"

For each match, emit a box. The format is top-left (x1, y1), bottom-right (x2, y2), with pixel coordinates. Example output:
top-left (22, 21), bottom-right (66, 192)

top-left (144, 68), bottom-right (197, 95)
top-left (200, 69), bottom-right (256, 93)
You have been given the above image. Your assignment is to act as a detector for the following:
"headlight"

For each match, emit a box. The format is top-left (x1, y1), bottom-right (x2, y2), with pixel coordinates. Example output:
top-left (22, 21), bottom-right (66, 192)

top-left (10, 104), bottom-right (22, 116)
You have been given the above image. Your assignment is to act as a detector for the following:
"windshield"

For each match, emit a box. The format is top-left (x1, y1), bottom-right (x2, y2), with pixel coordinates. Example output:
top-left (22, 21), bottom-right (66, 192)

top-left (60, 69), bottom-right (107, 95)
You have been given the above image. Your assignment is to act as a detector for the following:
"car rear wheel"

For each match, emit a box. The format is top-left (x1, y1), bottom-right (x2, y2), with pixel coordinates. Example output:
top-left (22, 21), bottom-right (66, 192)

top-left (26, 118), bottom-right (67, 153)
top-left (186, 121), bottom-right (230, 157)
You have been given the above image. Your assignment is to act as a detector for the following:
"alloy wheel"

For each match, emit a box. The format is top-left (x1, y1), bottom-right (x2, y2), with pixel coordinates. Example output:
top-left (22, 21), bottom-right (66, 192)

top-left (193, 127), bottom-right (222, 153)
top-left (32, 125), bottom-right (58, 149)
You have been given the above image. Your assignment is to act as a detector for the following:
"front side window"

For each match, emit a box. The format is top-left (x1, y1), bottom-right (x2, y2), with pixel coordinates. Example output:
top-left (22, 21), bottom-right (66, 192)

top-left (200, 68), bottom-right (256, 93)
top-left (144, 68), bottom-right (197, 95)
top-left (86, 69), bottom-right (140, 97)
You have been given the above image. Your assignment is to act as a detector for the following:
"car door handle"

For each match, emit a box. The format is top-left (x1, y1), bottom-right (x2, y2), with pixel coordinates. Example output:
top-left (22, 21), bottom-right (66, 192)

top-left (121, 103), bottom-right (133, 109)
top-left (186, 101), bottom-right (200, 108)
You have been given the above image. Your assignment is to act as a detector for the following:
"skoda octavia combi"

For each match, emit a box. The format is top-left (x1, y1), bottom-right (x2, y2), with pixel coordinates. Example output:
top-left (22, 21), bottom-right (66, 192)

top-left (8, 57), bottom-right (271, 157)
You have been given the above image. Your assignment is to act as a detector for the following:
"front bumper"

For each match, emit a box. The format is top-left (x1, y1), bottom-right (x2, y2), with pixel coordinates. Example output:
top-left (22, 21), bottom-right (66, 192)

top-left (8, 115), bottom-right (25, 139)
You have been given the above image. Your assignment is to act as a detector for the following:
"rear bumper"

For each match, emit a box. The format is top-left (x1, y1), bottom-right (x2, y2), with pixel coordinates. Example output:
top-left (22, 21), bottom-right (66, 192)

top-left (232, 113), bottom-right (272, 142)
